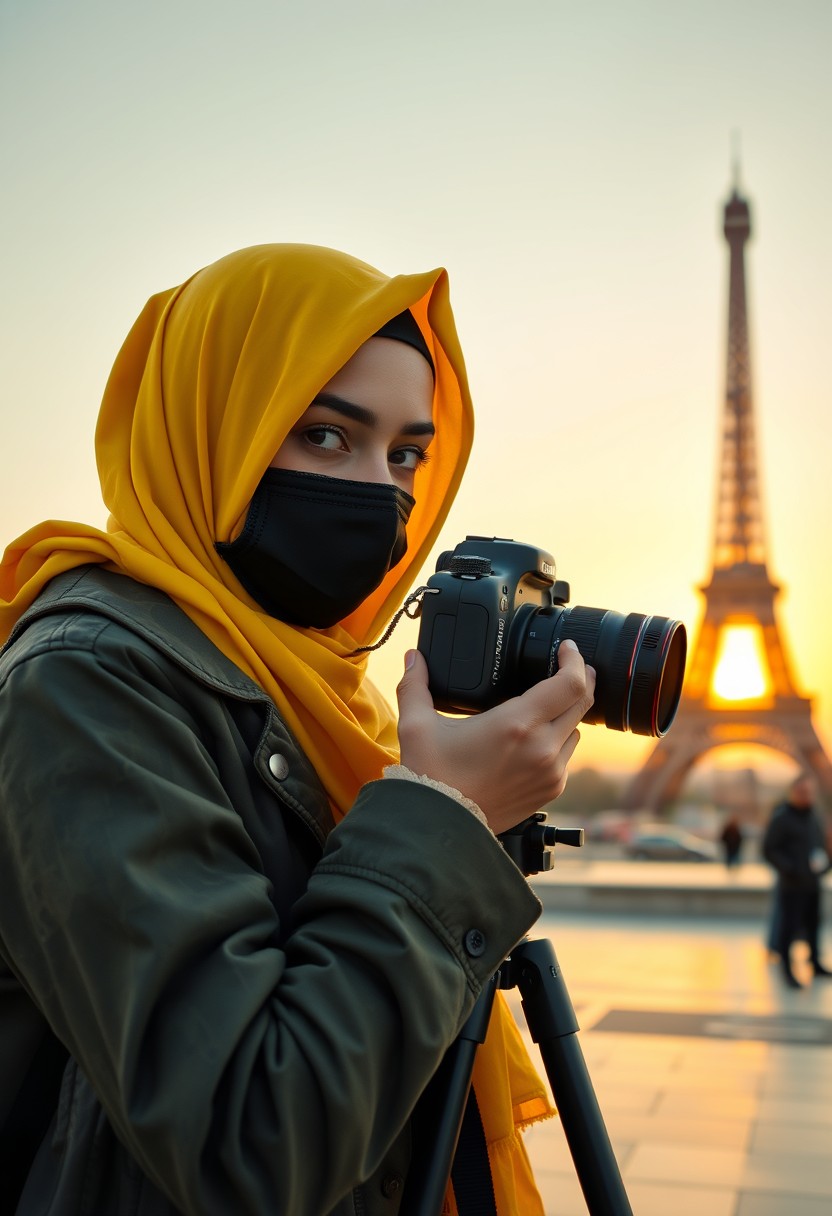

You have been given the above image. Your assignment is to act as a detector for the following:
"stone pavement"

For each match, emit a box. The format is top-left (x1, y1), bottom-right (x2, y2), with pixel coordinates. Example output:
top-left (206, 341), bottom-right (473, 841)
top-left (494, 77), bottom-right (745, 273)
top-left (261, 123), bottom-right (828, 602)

top-left (531, 857), bottom-right (831, 918)
top-left (504, 903), bottom-right (832, 1215)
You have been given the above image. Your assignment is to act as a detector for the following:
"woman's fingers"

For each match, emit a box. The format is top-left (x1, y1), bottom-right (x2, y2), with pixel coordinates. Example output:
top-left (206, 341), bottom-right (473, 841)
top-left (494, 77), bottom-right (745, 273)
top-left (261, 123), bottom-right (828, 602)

top-left (395, 640), bottom-right (596, 834)
top-left (518, 639), bottom-right (595, 727)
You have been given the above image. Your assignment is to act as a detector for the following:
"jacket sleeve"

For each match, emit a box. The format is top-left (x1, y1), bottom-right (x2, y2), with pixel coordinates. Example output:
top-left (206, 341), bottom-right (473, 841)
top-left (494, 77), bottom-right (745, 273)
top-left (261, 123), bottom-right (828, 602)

top-left (0, 623), bottom-right (541, 1216)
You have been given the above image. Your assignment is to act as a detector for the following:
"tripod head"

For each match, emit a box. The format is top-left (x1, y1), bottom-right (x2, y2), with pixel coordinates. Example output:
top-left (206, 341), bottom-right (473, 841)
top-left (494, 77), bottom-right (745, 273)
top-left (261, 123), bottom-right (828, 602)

top-left (498, 812), bottom-right (584, 876)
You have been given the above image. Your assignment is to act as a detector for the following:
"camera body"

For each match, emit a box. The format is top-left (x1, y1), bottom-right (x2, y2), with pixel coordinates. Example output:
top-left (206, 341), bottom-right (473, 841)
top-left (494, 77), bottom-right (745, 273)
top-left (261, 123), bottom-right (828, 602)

top-left (416, 536), bottom-right (566, 711)
top-left (416, 536), bottom-right (686, 738)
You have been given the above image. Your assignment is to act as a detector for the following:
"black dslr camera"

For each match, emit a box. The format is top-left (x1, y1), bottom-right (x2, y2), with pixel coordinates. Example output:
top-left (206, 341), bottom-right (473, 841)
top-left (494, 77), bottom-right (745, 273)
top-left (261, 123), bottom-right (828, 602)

top-left (416, 536), bottom-right (687, 738)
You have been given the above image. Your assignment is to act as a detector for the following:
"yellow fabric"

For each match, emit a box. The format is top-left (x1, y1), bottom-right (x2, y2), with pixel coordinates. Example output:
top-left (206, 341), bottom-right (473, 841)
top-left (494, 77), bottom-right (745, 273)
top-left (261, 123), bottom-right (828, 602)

top-left (0, 243), bottom-right (553, 1210)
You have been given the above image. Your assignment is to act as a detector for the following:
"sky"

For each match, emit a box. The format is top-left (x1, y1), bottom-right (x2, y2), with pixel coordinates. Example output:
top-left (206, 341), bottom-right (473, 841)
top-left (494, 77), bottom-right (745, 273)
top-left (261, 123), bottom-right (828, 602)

top-left (2, 0), bottom-right (830, 788)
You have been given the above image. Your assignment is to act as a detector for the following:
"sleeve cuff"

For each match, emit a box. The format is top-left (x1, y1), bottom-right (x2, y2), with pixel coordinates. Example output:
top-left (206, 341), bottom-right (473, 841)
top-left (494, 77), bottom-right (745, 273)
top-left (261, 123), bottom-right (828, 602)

top-left (382, 765), bottom-right (493, 834)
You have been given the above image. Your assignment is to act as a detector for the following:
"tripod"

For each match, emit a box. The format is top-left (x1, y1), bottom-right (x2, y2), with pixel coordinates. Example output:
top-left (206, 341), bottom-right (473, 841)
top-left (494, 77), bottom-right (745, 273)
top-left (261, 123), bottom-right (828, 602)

top-left (401, 814), bottom-right (634, 1216)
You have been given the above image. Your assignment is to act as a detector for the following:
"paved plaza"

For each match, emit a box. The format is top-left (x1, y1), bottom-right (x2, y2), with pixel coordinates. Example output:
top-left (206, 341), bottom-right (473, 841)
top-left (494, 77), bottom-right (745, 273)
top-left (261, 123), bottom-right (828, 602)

top-left (505, 896), bottom-right (832, 1215)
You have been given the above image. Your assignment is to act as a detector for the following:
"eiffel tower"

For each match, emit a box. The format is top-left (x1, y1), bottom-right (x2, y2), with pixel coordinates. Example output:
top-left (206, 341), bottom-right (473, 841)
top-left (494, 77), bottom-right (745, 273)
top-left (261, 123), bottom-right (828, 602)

top-left (624, 178), bottom-right (832, 813)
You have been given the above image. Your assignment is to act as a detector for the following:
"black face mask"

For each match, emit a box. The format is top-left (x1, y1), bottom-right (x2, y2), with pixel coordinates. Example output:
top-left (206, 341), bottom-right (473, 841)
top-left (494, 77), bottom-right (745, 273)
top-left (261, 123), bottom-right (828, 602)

top-left (216, 468), bottom-right (415, 627)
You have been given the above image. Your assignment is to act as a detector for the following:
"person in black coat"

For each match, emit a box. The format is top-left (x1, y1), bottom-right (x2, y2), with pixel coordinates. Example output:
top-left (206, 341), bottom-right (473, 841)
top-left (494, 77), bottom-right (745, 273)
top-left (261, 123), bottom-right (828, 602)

top-left (762, 774), bottom-right (831, 988)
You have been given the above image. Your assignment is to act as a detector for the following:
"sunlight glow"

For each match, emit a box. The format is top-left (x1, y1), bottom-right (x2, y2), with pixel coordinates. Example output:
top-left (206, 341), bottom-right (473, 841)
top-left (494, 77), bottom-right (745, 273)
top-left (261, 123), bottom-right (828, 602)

top-left (711, 624), bottom-right (771, 702)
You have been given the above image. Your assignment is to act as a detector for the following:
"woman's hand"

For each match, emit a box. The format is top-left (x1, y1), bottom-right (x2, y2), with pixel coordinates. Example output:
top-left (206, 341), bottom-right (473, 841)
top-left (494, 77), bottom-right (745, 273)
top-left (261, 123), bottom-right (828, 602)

top-left (395, 639), bottom-right (595, 836)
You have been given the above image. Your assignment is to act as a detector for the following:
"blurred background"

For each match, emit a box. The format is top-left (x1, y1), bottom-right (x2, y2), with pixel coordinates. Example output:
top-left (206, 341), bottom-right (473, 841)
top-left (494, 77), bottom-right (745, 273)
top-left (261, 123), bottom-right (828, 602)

top-left (3, 0), bottom-right (830, 849)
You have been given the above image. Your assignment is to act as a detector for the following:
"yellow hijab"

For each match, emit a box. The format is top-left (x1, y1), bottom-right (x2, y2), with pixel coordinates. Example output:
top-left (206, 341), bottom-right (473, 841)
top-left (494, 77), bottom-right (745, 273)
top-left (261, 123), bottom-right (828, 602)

top-left (0, 244), bottom-right (552, 1213)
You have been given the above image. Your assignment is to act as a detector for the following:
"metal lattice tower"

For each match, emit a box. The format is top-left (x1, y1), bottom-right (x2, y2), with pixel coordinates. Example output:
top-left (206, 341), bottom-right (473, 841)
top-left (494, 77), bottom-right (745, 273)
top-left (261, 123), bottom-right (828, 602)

top-left (714, 189), bottom-right (765, 570)
top-left (624, 180), bottom-right (832, 812)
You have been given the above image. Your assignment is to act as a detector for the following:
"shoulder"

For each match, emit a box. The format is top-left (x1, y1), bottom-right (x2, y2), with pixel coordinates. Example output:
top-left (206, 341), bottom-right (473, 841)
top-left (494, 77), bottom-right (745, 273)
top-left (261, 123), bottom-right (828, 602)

top-left (0, 600), bottom-right (163, 717)
top-left (1, 566), bottom-right (264, 705)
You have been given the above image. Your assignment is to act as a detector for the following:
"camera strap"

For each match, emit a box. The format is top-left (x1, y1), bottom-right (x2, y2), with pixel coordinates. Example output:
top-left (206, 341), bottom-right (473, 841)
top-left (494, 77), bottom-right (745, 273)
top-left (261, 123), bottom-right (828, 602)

top-left (450, 1089), bottom-right (498, 1215)
top-left (348, 586), bottom-right (439, 657)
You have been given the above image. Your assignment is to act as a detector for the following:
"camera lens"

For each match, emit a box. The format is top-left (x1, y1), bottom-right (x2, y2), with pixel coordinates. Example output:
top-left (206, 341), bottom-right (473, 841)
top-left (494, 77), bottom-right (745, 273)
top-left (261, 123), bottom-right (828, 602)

top-left (515, 605), bottom-right (687, 737)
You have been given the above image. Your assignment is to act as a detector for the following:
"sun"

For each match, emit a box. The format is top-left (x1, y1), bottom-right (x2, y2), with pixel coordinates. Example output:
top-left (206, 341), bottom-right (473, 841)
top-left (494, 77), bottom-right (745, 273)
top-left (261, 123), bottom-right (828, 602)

top-left (710, 624), bottom-right (771, 703)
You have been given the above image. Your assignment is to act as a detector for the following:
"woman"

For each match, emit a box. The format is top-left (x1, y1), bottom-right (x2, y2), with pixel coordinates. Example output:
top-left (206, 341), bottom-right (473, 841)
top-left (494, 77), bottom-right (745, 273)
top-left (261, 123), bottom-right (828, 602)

top-left (0, 244), bottom-right (594, 1215)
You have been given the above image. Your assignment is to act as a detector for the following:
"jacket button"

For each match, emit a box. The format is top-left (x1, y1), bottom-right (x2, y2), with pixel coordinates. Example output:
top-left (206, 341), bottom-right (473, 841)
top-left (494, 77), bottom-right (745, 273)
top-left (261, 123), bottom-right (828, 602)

top-left (464, 928), bottom-right (486, 957)
top-left (268, 753), bottom-right (289, 780)
top-left (381, 1173), bottom-right (403, 1198)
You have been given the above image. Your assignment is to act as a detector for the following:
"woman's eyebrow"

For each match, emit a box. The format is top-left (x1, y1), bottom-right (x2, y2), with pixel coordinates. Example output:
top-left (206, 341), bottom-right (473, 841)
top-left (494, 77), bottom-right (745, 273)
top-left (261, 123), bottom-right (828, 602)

top-left (310, 392), bottom-right (435, 438)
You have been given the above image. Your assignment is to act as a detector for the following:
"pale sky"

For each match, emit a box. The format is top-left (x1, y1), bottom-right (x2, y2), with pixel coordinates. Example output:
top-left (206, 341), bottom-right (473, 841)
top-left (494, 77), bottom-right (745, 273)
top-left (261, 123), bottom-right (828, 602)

top-left (2, 0), bottom-right (830, 784)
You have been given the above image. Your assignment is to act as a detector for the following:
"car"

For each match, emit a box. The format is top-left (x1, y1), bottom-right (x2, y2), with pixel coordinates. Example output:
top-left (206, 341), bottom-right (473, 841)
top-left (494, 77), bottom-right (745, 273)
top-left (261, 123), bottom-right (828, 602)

top-left (625, 824), bottom-right (719, 862)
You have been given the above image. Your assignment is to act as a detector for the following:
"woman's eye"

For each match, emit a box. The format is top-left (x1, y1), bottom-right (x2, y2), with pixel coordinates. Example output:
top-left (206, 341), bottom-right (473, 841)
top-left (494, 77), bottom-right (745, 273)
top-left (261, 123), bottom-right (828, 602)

top-left (390, 446), bottom-right (431, 471)
top-left (304, 425), bottom-right (347, 451)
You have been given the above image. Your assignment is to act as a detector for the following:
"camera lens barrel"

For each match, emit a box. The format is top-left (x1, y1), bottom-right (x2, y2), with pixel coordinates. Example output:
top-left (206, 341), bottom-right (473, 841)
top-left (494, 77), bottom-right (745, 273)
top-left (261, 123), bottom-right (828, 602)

top-left (517, 605), bottom-right (687, 738)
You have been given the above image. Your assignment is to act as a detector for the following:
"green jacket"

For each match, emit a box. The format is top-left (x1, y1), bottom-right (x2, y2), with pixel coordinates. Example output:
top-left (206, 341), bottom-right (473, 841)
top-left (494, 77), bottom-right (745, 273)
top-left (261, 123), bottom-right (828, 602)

top-left (0, 566), bottom-right (540, 1216)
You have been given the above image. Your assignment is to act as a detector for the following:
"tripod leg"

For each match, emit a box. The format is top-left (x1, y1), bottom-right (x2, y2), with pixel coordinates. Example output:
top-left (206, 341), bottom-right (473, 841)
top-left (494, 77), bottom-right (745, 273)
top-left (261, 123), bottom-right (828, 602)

top-left (400, 974), bottom-right (498, 1216)
top-left (511, 938), bottom-right (633, 1216)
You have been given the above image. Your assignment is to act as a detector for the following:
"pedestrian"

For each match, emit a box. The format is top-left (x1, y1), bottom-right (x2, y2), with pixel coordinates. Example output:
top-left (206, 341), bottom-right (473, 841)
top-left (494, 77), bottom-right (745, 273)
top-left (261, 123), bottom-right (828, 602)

top-left (719, 815), bottom-right (744, 867)
top-left (762, 773), bottom-right (831, 989)
top-left (0, 244), bottom-right (595, 1215)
